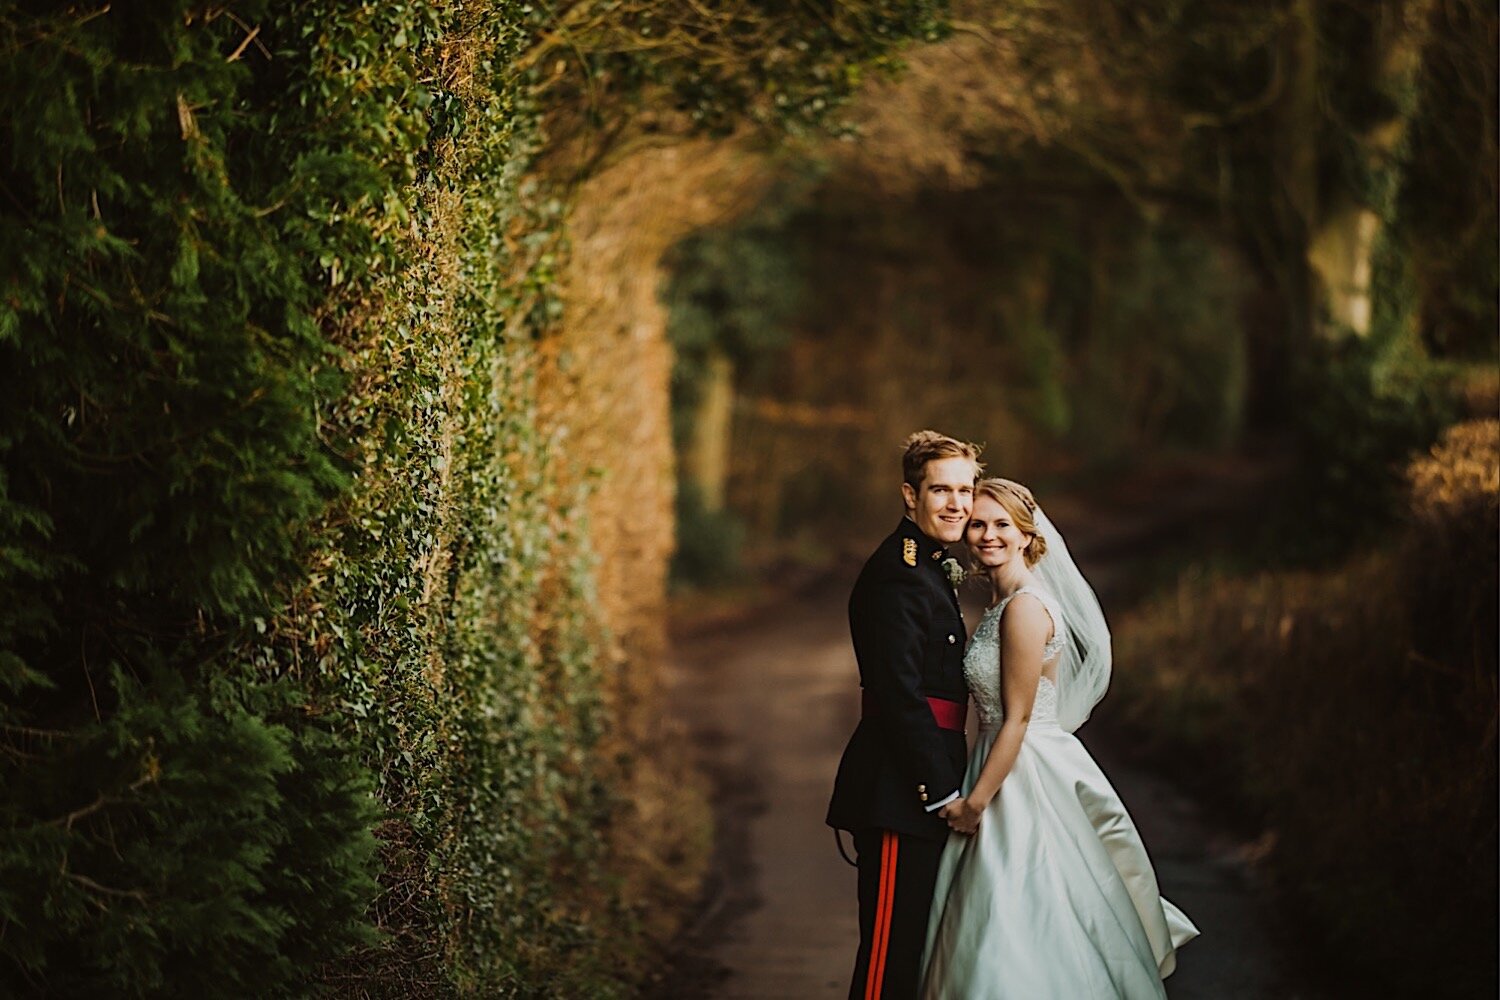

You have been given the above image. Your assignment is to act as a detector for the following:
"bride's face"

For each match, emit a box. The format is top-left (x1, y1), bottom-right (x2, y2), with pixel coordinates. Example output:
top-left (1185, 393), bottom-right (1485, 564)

top-left (966, 495), bottom-right (1032, 570)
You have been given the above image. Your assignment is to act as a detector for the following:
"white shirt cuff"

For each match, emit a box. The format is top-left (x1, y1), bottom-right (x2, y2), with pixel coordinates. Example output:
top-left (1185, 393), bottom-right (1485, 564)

top-left (923, 790), bottom-right (960, 813)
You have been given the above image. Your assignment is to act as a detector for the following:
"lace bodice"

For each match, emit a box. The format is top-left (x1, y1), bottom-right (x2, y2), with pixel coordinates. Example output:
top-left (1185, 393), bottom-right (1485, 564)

top-left (964, 586), bottom-right (1065, 730)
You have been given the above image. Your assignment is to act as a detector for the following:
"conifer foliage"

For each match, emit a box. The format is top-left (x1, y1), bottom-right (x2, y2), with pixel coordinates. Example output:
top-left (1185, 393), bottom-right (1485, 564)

top-left (0, 3), bottom-right (391, 993)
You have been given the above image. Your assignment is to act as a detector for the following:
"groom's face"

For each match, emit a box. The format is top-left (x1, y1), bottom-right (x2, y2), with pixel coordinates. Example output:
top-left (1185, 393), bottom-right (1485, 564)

top-left (902, 456), bottom-right (977, 544)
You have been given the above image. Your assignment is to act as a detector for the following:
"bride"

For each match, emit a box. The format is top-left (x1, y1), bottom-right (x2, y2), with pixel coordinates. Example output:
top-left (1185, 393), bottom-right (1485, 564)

top-left (921, 478), bottom-right (1198, 998)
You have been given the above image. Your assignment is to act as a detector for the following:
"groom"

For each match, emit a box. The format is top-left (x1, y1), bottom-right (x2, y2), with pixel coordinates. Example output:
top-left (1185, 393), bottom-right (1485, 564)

top-left (827, 430), bottom-right (980, 1000)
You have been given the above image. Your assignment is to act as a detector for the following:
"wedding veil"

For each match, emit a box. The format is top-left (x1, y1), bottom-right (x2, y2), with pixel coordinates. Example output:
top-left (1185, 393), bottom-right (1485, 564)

top-left (1031, 505), bottom-right (1112, 732)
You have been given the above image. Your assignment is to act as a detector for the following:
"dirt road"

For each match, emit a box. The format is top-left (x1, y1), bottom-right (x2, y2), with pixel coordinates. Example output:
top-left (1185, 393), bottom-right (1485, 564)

top-left (651, 471), bottom-right (1316, 999)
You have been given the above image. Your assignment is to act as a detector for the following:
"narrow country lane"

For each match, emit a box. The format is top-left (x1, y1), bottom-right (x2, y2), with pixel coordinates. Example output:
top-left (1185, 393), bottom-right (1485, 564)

top-left (651, 477), bottom-right (1319, 999)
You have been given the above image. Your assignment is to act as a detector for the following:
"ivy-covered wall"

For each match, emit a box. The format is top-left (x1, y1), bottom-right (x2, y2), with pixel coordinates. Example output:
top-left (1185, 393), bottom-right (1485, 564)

top-left (0, 1), bottom-right (944, 995)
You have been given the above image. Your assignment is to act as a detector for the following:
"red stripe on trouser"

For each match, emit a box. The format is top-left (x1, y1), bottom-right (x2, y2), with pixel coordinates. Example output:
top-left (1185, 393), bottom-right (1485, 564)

top-left (864, 831), bottom-right (898, 1000)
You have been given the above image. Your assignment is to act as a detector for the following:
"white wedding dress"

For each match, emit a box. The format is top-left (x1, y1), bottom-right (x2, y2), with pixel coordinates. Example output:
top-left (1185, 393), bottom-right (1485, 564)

top-left (921, 587), bottom-right (1198, 999)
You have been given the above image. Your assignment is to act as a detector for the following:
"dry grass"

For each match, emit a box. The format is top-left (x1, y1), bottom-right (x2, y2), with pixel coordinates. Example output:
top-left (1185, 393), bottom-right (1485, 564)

top-left (1409, 418), bottom-right (1500, 519)
top-left (1112, 419), bottom-right (1499, 997)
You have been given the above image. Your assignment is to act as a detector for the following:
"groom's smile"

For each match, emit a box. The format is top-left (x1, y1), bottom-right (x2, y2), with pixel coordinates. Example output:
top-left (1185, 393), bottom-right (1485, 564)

top-left (902, 455), bottom-right (978, 545)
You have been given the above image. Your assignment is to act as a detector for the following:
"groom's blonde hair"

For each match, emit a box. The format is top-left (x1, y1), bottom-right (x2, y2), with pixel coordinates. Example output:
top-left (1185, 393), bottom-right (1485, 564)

top-left (901, 430), bottom-right (983, 490)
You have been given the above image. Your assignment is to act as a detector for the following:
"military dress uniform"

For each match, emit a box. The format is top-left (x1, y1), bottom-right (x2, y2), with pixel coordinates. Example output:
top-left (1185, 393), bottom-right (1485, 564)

top-left (827, 517), bottom-right (970, 1000)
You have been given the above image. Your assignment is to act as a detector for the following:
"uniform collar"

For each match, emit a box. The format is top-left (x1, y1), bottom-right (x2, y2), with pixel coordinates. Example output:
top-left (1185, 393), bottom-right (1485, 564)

top-left (900, 516), bottom-right (951, 565)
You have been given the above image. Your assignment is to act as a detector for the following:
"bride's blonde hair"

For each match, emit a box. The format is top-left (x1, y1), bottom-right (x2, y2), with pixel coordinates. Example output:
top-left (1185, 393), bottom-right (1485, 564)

top-left (975, 478), bottom-right (1048, 567)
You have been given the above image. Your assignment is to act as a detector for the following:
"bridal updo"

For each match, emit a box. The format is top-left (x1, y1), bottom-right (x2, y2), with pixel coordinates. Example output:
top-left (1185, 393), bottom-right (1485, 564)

top-left (976, 478), bottom-right (1047, 567)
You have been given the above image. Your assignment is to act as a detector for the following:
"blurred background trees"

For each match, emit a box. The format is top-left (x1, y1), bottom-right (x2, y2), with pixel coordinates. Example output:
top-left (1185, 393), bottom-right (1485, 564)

top-left (665, 0), bottom-right (1494, 570)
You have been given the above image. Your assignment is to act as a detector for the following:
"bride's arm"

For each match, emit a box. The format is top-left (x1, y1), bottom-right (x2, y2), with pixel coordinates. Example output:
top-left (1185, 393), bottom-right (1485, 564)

top-left (946, 595), bottom-right (1049, 831)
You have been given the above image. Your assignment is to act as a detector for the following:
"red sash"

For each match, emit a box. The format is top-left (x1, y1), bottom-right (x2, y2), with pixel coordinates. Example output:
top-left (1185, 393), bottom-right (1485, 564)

top-left (861, 690), bottom-right (965, 732)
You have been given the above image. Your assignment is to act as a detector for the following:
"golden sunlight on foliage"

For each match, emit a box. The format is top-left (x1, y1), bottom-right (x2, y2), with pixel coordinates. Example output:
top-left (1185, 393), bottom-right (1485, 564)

top-left (536, 135), bottom-right (771, 969)
top-left (1408, 418), bottom-right (1500, 521)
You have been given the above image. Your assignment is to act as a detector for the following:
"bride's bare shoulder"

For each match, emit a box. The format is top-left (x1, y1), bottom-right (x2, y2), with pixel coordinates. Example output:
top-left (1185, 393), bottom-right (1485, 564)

top-left (999, 591), bottom-right (1052, 636)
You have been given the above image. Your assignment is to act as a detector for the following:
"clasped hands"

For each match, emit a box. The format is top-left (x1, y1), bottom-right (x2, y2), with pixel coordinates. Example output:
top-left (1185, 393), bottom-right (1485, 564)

top-left (938, 796), bottom-right (984, 835)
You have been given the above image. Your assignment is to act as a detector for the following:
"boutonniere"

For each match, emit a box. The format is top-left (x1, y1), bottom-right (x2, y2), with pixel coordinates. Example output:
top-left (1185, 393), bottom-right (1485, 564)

top-left (940, 556), bottom-right (965, 589)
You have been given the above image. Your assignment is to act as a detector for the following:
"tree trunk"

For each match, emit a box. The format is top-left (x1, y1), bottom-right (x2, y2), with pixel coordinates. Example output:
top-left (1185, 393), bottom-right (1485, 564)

top-left (1301, 0), bottom-right (1435, 340)
top-left (684, 349), bottom-right (734, 512)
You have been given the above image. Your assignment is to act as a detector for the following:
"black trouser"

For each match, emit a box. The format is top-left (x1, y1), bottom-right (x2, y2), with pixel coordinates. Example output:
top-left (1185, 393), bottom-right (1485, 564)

top-left (848, 827), bottom-right (944, 1000)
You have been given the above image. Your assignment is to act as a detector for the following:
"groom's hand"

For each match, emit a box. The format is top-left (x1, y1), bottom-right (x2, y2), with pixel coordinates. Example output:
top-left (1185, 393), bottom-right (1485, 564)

top-left (940, 798), bottom-right (982, 835)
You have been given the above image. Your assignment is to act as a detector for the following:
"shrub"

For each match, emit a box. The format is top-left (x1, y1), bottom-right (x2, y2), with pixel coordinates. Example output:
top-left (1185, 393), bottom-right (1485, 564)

top-left (0, 4), bottom-right (390, 993)
top-left (0, 668), bottom-right (378, 998)
top-left (1406, 419), bottom-right (1500, 677)
top-left (1110, 418), bottom-right (1499, 998)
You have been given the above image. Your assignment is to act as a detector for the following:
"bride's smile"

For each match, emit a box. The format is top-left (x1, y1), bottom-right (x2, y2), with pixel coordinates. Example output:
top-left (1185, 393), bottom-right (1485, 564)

top-left (965, 497), bottom-right (1033, 573)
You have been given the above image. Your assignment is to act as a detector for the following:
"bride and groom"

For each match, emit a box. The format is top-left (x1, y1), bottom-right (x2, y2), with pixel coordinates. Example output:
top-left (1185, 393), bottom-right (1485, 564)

top-left (827, 430), bottom-right (1199, 999)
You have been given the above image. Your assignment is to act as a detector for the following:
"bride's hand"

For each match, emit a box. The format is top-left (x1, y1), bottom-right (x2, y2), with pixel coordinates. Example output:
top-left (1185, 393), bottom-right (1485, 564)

top-left (943, 797), bottom-right (984, 835)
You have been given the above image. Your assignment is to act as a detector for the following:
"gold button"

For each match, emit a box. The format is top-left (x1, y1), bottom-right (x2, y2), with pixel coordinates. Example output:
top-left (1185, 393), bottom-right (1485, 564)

top-left (947, 634), bottom-right (956, 644)
top-left (917, 784), bottom-right (927, 792)
top-left (919, 793), bottom-right (929, 802)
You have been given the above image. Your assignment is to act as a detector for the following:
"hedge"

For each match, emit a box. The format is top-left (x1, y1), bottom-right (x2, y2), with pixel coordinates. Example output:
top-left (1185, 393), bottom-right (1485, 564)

top-left (0, 1), bottom-right (944, 994)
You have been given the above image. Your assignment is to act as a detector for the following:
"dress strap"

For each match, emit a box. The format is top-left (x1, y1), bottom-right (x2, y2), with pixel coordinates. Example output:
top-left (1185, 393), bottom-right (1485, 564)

top-left (993, 585), bottom-right (1050, 617)
top-left (993, 586), bottom-right (1063, 658)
